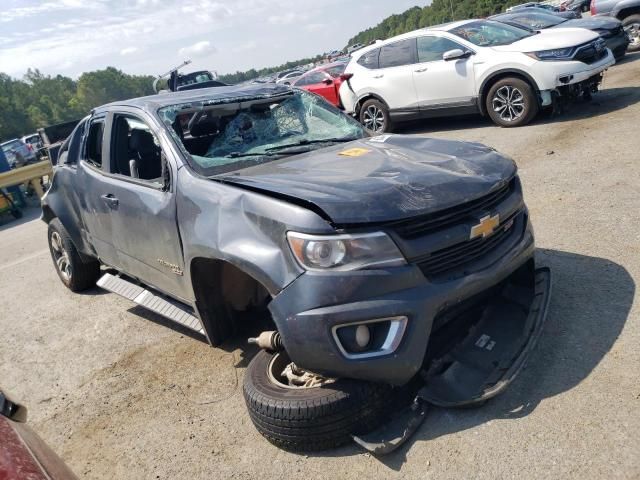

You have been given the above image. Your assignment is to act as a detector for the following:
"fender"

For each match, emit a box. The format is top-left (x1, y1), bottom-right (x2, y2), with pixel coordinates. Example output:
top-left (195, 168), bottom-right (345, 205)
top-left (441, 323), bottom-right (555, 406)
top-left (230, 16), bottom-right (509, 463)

top-left (354, 92), bottom-right (391, 115)
top-left (477, 68), bottom-right (541, 115)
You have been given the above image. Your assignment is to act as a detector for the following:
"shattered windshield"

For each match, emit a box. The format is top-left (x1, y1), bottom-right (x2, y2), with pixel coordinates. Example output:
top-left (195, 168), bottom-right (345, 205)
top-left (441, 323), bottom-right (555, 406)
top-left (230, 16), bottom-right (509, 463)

top-left (158, 90), bottom-right (366, 176)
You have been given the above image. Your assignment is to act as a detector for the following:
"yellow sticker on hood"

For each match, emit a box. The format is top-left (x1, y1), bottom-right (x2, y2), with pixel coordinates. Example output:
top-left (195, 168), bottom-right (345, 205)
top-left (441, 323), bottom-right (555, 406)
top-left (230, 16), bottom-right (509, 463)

top-left (338, 148), bottom-right (371, 157)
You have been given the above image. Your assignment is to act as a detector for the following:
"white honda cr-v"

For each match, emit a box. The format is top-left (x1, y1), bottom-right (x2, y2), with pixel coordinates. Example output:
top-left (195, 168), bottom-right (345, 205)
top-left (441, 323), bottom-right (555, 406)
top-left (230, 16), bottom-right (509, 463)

top-left (339, 19), bottom-right (615, 131)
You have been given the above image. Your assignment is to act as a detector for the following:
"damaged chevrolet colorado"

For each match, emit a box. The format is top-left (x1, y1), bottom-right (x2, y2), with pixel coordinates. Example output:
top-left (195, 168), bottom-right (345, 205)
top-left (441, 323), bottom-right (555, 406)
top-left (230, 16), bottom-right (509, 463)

top-left (42, 84), bottom-right (551, 453)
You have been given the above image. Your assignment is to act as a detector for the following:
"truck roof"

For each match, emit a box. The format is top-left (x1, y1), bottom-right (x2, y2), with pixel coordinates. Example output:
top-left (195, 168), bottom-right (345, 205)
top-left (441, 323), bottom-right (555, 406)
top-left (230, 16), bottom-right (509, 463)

top-left (96, 83), bottom-right (293, 114)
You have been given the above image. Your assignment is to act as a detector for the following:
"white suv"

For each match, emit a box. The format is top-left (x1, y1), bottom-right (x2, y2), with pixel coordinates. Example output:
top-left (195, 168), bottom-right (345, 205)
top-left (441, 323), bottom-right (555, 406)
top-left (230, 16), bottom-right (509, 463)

top-left (339, 19), bottom-right (615, 131)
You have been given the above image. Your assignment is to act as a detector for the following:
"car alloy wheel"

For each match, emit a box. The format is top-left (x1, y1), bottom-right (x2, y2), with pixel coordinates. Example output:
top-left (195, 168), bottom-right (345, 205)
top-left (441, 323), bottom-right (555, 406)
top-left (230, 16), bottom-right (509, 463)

top-left (492, 85), bottom-right (526, 123)
top-left (625, 22), bottom-right (640, 49)
top-left (50, 231), bottom-right (72, 282)
top-left (362, 104), bottom-right (386, 132)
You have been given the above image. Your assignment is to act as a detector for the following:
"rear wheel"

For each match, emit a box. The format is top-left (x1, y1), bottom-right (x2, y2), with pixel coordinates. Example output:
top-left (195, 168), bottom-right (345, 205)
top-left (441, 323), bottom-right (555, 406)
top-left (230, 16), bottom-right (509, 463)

top-left (359, 99), bottom-right (392, 133)
top-left (486, 77), bottom-right (539, 128)
top-left (48, 218), bottom-right (100, 292)
top-left (243, 350), bottom-right (395, 452)
top-left (623, 15), bottom-right (640, 52)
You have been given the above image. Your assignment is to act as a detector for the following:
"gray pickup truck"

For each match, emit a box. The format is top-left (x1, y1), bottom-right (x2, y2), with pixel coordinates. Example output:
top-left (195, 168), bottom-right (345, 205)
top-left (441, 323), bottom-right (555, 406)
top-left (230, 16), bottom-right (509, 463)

top-left (42, 84), bottom-right (551, 453)
top-left (592, 0), bottom-right (640, 51)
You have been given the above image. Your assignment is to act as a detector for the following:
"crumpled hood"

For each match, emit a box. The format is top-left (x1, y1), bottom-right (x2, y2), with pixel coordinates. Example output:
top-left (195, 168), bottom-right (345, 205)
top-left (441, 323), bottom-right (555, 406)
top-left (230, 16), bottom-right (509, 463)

top-left (219, 135), bottom-right (516, 225)
top-left (553, 17), bottom-right (622, 31)
top-left (493, 27), bottom-right (599, 52)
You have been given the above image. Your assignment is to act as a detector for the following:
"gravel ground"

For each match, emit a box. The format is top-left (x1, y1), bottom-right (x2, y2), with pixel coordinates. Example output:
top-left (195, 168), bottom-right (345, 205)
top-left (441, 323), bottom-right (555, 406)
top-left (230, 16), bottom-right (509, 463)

top-left (1, 53), bottom-right (639, 480)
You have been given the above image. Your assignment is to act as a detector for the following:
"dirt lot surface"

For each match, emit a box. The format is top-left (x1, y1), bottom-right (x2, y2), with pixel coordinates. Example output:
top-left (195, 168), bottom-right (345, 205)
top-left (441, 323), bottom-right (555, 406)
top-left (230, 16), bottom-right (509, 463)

top-left (2, 54), bottom-right (639, 480)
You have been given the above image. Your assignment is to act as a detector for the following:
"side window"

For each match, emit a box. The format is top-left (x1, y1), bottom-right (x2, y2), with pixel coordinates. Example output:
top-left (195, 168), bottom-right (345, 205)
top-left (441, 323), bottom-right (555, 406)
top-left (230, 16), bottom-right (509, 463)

top-left (417, 36), bottom-right (467, 63)
top-left (357, 49), bottom-right (380, 69)
top-left (296, 72), bottom-right (327, 86)
top-left (379, 39), bottom-right (416, 68)
top-left (110, 114), bottom-right (164, 186)
top-left (326, 64), bottom-right (346, 78)
top-left (84, 119), bottom-right (104, 168)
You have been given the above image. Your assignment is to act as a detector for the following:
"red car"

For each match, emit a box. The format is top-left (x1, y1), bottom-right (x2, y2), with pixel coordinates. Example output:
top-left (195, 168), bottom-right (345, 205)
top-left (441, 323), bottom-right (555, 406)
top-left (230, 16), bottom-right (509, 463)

top-left (1, 389), bottom-right (78, 480)
top-left (292, 61), bottom-right (350, 107)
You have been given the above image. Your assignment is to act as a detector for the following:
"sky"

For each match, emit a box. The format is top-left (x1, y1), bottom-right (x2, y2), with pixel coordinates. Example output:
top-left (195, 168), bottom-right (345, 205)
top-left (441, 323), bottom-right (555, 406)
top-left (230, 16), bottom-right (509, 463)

top-left (0, 0), bottom-right (428, 79)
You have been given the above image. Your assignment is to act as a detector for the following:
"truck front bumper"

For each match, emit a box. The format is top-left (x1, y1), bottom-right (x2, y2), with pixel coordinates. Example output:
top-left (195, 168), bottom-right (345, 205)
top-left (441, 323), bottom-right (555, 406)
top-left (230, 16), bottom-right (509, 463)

top-left (269, 217), bottom-right (545, 386)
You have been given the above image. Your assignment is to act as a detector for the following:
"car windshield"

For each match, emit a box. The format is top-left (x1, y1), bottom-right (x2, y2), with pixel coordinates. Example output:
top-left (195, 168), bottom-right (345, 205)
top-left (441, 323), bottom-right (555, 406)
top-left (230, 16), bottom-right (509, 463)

top-left (158, 90), bottom-right (366, 176)
top-left (450, 20), bottom-right (535, 46)
top-left (497, 12), bottom-right (565, 29)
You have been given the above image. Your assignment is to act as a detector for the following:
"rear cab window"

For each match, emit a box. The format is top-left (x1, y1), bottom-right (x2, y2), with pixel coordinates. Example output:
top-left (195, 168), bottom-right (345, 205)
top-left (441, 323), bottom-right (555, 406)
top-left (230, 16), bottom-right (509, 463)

top-left (84, 119), bottom-right (105, 168)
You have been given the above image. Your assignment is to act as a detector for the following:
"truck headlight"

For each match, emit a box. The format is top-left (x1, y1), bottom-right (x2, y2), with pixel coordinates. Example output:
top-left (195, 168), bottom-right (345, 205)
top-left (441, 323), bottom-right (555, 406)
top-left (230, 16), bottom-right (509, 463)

top-left (526, 47), bottom-right (574, 61)
top-left (287, 231), bottom-right (406, 271)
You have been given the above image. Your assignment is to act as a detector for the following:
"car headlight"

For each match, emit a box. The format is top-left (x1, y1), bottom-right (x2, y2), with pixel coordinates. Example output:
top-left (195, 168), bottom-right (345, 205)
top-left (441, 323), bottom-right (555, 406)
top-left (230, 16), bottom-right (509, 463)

top-left (287, 231), bottom-right (406, 271)
top-left (525, 47), bottom-right (575, 61)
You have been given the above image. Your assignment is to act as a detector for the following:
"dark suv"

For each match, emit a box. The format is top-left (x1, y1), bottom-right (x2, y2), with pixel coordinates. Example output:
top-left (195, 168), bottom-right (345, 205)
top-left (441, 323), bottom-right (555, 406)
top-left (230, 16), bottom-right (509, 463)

top-left (591, 0), bottom-right (640, 51)
top-left (42, 84), bottom-right (551, 453)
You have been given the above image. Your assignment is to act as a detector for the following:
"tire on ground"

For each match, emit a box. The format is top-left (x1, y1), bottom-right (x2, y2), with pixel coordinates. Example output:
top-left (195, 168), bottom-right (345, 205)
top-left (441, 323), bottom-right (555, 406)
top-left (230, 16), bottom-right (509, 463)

top-left (359, 98), bottom-right (393, 133)
top-left (243, 350), bottom-right (396, 452)
top-left (485, 77), bottom-right (539, 128)
top-left (622, 15), bottom-right (640, 52)
top-left (47, 218), bottom-right (100, 292)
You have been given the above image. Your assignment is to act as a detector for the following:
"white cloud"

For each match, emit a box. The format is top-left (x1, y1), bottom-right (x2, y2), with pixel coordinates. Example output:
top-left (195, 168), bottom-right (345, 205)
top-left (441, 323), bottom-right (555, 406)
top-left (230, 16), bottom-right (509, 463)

top-left (178, 40), bottom-right (216, 58)
top-left (120, 47), bottom-right (139, 55)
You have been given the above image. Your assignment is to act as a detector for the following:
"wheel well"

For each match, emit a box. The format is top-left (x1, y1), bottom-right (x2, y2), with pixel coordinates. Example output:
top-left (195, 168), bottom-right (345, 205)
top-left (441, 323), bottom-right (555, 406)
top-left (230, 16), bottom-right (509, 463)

top-left (355, 94), bottom-right (389, 116)
top-left (479, 71), bottom-right (540, 116)
top-left (190, 257), bottom-right (271, 346)
top-left (618, 7), bottom-right (640, 19)
top-left (41, 205), bottom-right (55, 223)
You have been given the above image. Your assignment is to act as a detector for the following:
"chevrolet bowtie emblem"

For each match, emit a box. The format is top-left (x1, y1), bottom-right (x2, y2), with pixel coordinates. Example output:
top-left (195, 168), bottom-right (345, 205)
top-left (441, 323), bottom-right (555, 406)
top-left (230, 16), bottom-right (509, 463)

top-left (470, 214), bottom-right (500, 240)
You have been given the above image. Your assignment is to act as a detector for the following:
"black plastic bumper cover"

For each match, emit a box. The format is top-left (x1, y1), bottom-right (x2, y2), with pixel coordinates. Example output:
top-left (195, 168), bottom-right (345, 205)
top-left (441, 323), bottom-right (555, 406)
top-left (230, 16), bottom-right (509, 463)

top-left (420, 267), bottom-right (552, 407)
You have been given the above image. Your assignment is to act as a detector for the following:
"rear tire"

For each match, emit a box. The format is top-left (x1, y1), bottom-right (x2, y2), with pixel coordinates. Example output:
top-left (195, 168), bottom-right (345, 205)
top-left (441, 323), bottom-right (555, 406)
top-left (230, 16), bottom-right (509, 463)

top-left (48, 218), bottom-right (100, 292)
top-left (622, 15), bottom-right (640, 52)
top-left (243, 350), bottom-right (395, 452)
top-left (359, 99), bottom-right (393, 133)
top-left (486, 77), bottom-right (539, 128)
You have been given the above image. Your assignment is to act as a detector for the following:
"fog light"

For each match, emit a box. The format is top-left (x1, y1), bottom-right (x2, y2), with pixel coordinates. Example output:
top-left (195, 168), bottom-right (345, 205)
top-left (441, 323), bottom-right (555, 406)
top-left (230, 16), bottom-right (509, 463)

top-left (355, 325), bottom-right (371, 348)
top-left (332, 316), bottom-right (408, 359)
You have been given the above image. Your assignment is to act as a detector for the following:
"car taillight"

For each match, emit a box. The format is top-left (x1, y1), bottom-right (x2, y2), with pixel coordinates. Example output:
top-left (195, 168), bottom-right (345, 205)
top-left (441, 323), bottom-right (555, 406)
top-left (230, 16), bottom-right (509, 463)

top-left (590, 0), bottom-right (596, 15)
top-left (26, 144), bottom-right (33, 152)
top-left (340, 73), bottom-right (353, 81)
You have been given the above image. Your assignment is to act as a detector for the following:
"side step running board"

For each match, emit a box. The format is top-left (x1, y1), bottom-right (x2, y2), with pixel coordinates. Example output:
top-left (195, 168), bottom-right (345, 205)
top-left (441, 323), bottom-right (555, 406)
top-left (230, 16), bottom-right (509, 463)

top-left (97, 273), bottom-right (205, 335)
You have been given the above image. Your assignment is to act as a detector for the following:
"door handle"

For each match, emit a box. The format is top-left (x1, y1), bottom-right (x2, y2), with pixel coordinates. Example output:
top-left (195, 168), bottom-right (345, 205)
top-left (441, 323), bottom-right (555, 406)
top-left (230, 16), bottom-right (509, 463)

top-left (373, 74), bottom-right (384, 79)
top-left (101, 194), bottom-right (119, 208)
top-left (414, 68), bottom-right (428, 73)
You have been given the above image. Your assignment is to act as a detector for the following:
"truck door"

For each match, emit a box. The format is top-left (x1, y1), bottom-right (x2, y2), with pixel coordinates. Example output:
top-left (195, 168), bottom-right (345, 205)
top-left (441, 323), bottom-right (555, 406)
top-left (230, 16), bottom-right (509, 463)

top-left (77, 115), bottom-right (120, 269)
top-left (95, 110), bottom-right (188, 300)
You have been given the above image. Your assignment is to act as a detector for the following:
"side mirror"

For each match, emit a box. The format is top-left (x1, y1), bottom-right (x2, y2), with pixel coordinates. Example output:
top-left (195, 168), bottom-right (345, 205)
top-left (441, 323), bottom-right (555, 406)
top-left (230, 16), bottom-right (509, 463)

top-left (322, 78), bottom-right (333, 85)
top-left (443, 49), bottom-right (471, 61)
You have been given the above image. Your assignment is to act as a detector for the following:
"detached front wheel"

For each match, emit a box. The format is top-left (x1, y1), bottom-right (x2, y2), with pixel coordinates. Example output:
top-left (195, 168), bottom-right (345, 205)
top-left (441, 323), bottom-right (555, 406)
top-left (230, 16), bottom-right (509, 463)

top-left (486, 78), bottom-right (538, 127)
top-left (243, 350), bottom-right (394, 452)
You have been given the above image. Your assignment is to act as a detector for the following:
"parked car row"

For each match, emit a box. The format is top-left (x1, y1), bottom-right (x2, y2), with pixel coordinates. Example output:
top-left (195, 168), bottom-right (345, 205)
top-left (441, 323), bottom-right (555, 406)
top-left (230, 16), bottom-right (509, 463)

top-left (490, 9), bottom-right (630, 59)
top-left (337, 19), bottom-right (614, 132)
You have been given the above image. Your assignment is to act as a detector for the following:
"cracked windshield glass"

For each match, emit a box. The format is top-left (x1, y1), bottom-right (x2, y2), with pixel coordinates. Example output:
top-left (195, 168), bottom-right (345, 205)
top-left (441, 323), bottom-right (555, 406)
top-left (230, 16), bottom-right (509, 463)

top-left (159, 90), bottom-right (365, 176)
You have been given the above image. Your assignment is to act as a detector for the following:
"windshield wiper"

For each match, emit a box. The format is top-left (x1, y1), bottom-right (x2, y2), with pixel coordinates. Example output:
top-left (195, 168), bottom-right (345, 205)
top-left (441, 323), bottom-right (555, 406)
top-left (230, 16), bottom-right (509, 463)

top-left (264, 137), bottom-right (359, 152)
top-left (224, 151), bottom-right (277, 158)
